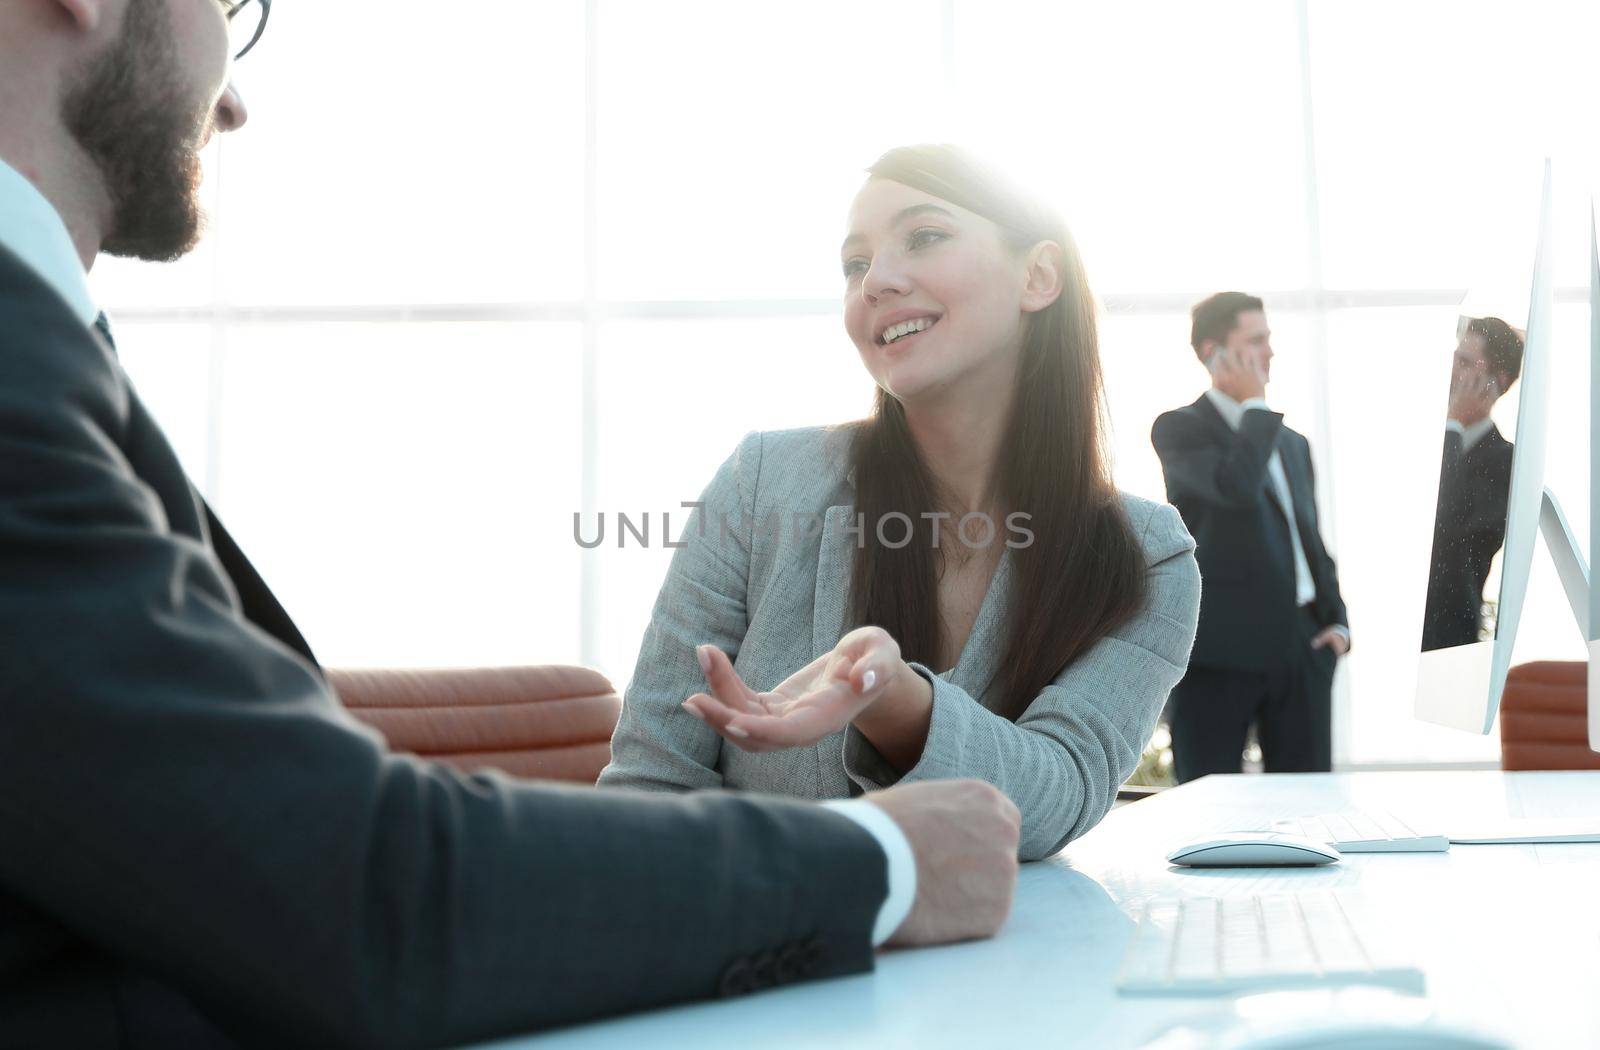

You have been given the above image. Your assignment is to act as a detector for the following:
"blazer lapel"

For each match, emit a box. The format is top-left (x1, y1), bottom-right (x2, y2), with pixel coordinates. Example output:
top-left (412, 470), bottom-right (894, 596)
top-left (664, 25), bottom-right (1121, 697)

top-left (810, 504), bottom-right (858, 793)
top-left (1190, 392), bottom-right (1238, 446)
top-left (948, 549), bottom-right (1014, 705)
top-left (202, 499), bottom-right (321, 669)
top-left (1197, 392), bottom-right (1278, 507)
top-left (1275, 435), bottom-right (1313, 537)
top-left (813, 505), bottom-right (856, 660)
top-left (1263, 430), bottom-right (1296, 523)
top-left (1275, 435), bottom-right (1331, 582)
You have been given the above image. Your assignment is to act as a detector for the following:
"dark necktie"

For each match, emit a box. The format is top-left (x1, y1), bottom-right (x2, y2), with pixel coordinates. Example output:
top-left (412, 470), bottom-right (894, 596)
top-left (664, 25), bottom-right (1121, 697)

top-left (93, 311), bottom-right (116, 350)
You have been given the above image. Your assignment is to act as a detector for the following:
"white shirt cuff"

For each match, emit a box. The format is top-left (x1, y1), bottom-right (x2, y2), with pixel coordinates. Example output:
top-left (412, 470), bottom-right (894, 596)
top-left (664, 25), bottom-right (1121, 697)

top-left (1329, 624), bottom-right (1351, 644)
top-left (820, 799), bottom-right (916, 947)
top-left (1239, 397), bottom-right (1271, 413)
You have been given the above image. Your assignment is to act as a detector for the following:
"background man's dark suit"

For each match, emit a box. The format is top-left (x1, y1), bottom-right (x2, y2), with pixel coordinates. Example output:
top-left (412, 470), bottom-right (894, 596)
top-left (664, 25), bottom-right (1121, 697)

top-left (1421, 425), bottom-right (1514, 650)
top-left (1152, 394), bottom-right (1350, 780)
top-left (0, 244), bottom-right (887, 1049)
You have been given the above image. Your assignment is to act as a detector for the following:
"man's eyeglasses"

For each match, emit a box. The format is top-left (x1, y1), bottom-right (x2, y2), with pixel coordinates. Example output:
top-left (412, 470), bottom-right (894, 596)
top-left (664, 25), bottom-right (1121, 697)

top-left (222, 0), bottom-right (271, 61)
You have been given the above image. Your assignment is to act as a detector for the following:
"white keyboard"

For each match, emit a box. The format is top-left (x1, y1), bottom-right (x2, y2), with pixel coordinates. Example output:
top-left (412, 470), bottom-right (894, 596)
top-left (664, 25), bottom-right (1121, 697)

top-left (1116, 893), bottom-right (1425, 997)
top-left (1265, 810), bottom-right (1449, 853)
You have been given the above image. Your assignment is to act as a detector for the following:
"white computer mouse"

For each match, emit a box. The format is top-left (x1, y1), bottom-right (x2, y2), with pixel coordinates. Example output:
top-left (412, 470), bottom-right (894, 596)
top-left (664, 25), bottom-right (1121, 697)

top-left (1167, 831), bottom-right (1341, 867)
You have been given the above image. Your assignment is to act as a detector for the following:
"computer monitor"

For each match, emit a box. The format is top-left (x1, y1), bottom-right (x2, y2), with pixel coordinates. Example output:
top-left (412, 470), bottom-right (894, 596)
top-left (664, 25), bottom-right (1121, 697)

top-left (1414, 161), bottom-right (1582, 735)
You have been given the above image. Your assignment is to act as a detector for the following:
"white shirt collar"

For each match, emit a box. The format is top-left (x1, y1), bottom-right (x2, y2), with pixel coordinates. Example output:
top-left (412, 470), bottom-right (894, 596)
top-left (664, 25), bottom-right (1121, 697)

top-left (0, 157), bottom-right (99, 327)
top-left (1204, 387), bottom-right (1270, 431)
top-left (1446, 417), bottom-right (1497, 454)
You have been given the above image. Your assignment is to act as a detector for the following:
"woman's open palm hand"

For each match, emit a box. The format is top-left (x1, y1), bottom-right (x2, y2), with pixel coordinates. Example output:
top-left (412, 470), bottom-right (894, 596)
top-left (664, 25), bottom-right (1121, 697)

top-left (681, 627), bottom-right (901, 752)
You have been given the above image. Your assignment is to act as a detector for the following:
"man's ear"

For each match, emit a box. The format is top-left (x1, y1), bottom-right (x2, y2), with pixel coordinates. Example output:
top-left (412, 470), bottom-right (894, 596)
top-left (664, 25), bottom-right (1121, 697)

top-left (53, 0), bottom-right (107, 33)
top-left (1019, 241), bottom-right (1065, 314)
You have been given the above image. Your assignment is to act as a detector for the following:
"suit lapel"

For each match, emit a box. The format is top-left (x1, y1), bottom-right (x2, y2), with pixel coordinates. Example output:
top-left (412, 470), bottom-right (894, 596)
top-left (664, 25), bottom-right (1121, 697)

top-left (1196, 392), bottom-right (1277, 507)
top-left (202, 499), bottom-right (321, 669)
top-left (809, 505), bottom-right (856, 792)
top-left (1275, 434), bottom-right (1314, 539)
top-left (1464, 424), bottom-right (1509, 470)
top-left (1190, 392), bottom-right (1238, 446)
top-left (949, 550), bottom-right (1013, 704)
top-left (1275, 434), bottom-right (1332, 590)
top-left (813, 505), bottom-right (855, 660)
top-left (1265, 430), bottom-right (1296, 522)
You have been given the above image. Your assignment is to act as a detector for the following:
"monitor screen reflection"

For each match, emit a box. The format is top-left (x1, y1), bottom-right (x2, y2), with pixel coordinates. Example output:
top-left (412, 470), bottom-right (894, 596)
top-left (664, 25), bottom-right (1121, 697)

top-left (1420, 317), bottom-right (1526, 652)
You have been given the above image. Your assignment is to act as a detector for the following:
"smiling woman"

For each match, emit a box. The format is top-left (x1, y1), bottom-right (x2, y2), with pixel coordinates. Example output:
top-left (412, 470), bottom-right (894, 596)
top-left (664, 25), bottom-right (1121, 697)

top-left (598, 145), bottom-right (1203, 861)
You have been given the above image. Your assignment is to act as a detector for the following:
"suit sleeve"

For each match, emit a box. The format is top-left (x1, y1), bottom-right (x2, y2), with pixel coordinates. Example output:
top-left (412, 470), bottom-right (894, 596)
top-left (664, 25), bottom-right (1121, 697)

top-left (1151, 405), bottom-right (1283, 508)
top-left (0, 306), bottom-right (884, 1049)
top-left (1296, 433), bottom-right (1351, 633)
top-left (596, 433), bottom-right (764, 793)
top-left (840, 504), bottom-right (1201, 861)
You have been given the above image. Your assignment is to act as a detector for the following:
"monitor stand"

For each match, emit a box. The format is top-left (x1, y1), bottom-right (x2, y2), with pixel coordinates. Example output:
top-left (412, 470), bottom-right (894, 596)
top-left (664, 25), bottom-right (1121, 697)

top-left (1537, 488), bottom-right (1594, 752)
top-left (1539, 487), bottom-right (1588, 636)
top-left (1416, 489), bottom-right (1588, 736)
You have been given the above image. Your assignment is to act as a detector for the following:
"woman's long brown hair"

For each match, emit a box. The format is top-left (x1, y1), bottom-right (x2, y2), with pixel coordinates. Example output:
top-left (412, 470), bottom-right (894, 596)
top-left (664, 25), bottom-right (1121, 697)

top-left (847, 144), bottom-right (1147, 721)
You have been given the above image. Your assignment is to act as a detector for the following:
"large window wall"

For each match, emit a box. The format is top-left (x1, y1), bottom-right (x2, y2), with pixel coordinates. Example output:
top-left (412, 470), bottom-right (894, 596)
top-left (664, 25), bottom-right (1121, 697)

top-left (100, 0), bottom-right (1598, 767)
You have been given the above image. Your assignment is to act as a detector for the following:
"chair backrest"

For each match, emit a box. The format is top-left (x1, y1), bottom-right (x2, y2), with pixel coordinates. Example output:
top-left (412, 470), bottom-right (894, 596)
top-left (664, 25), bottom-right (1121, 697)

top-left (1500, 661), bottom-right (1600, 771)
top-left (329, 665), bottom-right (622, 785)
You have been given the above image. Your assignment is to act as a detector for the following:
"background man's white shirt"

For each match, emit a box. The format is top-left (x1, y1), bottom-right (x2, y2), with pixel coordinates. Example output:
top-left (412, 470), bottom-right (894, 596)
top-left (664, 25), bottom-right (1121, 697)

top-left (1446, 417), bottom-right (1496, 454)
top-left (1205, 388), bottom-right (1316, 606)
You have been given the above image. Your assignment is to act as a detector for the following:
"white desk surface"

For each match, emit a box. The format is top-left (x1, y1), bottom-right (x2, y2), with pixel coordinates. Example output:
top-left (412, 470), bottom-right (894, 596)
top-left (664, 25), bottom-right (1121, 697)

top-left (483, 771), bottom-right (1600, 1049)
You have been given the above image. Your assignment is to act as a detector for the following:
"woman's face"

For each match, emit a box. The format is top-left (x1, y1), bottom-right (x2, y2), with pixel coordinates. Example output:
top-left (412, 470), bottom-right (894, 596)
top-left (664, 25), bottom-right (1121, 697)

top-left (841, 178), bottom-right (1032, 405)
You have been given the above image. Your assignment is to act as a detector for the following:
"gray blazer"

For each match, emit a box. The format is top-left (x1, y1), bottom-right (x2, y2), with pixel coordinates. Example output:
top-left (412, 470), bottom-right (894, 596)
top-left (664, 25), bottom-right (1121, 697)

top-left (598, 426), bottom-right (1202, 860)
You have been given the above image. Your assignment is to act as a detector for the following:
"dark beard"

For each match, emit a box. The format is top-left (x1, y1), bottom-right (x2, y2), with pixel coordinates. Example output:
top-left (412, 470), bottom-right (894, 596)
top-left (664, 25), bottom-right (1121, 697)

top-left (60, 0), bottom-right (212, 262)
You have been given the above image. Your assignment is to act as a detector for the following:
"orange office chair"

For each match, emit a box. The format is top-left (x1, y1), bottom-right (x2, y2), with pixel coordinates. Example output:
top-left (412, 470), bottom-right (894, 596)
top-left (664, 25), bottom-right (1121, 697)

top-left (1499, 661), bottom-right (1600, 771)
top-left (329, 665), bottom-right (622, 784)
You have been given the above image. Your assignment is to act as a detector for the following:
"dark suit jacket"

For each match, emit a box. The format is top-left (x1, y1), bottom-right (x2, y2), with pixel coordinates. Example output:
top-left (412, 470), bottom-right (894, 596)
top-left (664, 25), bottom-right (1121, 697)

top-left (1421, 425), bottom-right (1513, 650)
top-left (1151, 393), bottom-right (1349, 672)
top-left (0, 244), bottom-right (886, 1049)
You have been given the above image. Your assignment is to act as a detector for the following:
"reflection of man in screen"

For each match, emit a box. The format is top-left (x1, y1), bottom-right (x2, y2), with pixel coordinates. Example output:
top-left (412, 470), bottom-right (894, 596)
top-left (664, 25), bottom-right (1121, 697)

top-left (1421, 317), bottom-right (1525, 651)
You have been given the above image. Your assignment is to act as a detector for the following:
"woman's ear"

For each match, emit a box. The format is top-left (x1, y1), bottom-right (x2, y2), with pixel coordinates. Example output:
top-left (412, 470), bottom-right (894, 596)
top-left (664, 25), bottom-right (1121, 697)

top-left (1019, 241), bottom-right (1065, 314)
top-left (53, 0), bottom-right (107, 33)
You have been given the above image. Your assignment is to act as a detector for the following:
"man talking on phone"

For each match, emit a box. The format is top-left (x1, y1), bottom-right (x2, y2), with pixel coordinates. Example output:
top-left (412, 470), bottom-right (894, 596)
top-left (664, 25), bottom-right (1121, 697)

top-left (1151, 292), bottom-right (1350, 782)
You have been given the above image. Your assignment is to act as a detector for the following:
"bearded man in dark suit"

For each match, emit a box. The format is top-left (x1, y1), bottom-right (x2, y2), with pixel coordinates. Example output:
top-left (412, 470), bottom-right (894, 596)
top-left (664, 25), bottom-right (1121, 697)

top-left (0, 2), bottom-right (1020, 1046)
